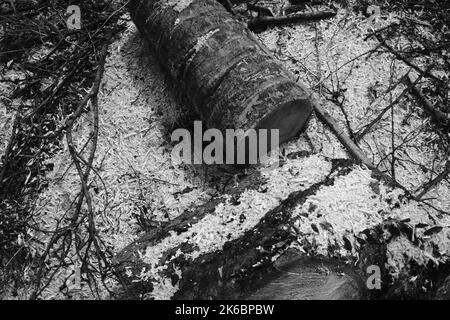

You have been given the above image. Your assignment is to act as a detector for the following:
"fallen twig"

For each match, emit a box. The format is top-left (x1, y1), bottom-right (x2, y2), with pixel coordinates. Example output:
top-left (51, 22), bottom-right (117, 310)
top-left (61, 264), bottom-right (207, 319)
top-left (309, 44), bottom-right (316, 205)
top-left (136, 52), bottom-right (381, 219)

top-left (30, 39), bottom-right (110, 300)
top-left (374, 33), bottom-right (442, 83)
top-left (311, 99), bottom-right (375, 170)
top-left (354, 70), bottom-right (423, 142)
top-left (416, 161), bottom-right (450, 200)
top-left (248, 10), bottom-right (336, 31)
top-left (405, 74), bottom-right (450, 127)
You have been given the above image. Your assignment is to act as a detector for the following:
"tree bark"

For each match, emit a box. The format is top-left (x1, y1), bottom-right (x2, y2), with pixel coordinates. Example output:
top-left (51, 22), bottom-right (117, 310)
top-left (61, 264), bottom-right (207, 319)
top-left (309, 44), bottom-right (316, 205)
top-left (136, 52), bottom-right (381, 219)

top-left (248, 10), bottom-right (337, 31)
top-left (128, 0), bottom-right (313, 149)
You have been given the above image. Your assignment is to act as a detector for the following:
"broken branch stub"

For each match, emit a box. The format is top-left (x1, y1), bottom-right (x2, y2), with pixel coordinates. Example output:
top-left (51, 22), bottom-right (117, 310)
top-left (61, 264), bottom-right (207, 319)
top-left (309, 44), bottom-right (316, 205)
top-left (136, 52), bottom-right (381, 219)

top-left (128, 0), bottom-right (313, 151)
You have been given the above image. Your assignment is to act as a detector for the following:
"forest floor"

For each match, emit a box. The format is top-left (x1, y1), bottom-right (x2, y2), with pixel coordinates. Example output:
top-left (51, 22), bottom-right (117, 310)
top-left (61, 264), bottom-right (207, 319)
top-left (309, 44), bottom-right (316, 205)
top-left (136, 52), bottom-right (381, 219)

top-left (0, 0), bottom-right (449, 299)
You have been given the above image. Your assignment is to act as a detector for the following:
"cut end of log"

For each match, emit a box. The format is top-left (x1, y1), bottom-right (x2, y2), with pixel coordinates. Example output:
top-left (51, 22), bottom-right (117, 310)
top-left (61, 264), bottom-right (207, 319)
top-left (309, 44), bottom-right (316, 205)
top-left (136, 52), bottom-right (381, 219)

top-left (256, 98), bottom-right (313, 143)
top-left (247, 256), bottom-right (364, 300)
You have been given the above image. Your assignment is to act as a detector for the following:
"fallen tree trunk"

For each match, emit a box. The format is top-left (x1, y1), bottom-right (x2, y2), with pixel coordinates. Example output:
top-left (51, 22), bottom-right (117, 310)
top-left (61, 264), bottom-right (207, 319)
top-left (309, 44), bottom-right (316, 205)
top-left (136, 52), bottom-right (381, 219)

top-left (128, 0), bottom-right (313, 149)
top-left (114, 154), bottom-right (450, 299)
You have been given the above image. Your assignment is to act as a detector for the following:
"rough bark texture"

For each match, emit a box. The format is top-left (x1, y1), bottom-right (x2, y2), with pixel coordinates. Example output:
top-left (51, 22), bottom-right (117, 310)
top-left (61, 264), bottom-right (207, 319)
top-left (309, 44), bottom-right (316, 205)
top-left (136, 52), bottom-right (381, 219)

top-left (128, 0), bottom-right (313, 146)
top-left (114, 155), bottom-right (450, 299)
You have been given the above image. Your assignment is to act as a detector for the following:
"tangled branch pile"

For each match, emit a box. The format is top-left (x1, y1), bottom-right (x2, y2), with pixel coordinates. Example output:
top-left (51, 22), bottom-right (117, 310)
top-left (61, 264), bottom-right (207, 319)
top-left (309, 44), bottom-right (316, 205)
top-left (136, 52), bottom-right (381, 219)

top-left (0, 0), bottom-right (127, 299)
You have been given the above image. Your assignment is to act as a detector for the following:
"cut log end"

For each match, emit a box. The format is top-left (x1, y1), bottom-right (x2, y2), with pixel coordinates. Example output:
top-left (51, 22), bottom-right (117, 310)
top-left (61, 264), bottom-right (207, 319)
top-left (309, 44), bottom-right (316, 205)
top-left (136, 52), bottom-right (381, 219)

top-left (247, 256), bottom-right (364, 300)
top-left (256, 99), bottom-right (313, 143)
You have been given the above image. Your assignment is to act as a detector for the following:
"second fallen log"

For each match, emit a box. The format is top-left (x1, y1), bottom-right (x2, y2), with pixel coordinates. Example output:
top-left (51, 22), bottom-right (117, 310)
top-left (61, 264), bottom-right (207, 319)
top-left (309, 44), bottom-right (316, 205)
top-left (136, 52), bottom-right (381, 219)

top-left (128, 0), bottom-right (313, 155)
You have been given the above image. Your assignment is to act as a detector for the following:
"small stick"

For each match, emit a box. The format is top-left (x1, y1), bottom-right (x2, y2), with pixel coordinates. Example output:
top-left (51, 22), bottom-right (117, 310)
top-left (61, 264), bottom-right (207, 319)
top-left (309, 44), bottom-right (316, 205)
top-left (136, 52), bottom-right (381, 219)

top-left (311, 99), bottom-right (375, 170)
top-left (405, 75), bottom-right (449, 127)
top-left (219, 0), bottom-right (235, 14)
top-left (415, 161), bottom-right (450, 200)
top-left (312, 99), bottom-right (410, 192)
top-left (248, 10), bottom-right (336, 31)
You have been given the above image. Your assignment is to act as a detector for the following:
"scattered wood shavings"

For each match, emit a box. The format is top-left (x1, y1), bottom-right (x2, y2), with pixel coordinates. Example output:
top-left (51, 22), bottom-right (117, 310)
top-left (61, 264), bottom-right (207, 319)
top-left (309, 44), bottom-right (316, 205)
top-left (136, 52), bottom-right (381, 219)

top-left (139, 154), bottom-right (332, 298)
top-left (30, 21), bottom-right (212, 299)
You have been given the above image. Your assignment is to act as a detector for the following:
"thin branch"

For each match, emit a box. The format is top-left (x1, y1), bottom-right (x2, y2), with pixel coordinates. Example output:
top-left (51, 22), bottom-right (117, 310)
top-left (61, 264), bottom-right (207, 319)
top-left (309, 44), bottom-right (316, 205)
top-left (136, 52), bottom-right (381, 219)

top-left (247, 3), bottom-right (273, 16)
top-left (374, 33), bottom-right (442, 83)
top-left (248, 10), bottom-right (336, 31)
top-left (405, 74), bottom-right (450, 128)
top-left (354, 70), bottom-right (423, 142)
top-left (415, 161), bottom-right (450, 200)
top-left (312, 99), bottom-right (375, 170)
